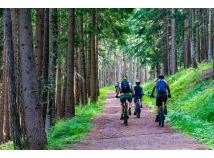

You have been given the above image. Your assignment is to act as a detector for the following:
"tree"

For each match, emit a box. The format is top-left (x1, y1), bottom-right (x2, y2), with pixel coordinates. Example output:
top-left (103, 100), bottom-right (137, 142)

top-left (17, 8), bottom-right (46, 149)
top-left (41, 8), bottom-right (49, 126)
top-left (171, 8), bottom-right (177, 74)
top-left (4, 8), bottom-right (22, 149)
top-left (46, 8), bottom-right (58, 129)
top-left (65, 8), bottom-right (75, 118)
top-left (90, 8), bottom-right (96, 103)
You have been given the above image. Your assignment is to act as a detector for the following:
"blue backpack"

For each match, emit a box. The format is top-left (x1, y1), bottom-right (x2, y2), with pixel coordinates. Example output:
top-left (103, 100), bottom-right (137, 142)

top-left (157, 80), bottom-right (166, 94)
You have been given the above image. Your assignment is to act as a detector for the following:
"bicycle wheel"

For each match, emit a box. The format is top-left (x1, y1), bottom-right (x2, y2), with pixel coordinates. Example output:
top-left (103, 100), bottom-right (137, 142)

top-left (136, 102), bottom-right (141, 118)
top-left (124, 103), bottom-right (128, 126)
top-left (159, 106), bottom-right (165, 127)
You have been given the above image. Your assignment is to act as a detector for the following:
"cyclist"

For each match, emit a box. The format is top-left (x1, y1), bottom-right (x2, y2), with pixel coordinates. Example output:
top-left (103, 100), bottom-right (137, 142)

top-left (115, 81), bottom-right (119, 92)
top-left (150, 74), bottom-right (171, 122)
top-left (133, 80), bottom-right (144, 115)
top-left (115, 76), bottom-right (134, 120)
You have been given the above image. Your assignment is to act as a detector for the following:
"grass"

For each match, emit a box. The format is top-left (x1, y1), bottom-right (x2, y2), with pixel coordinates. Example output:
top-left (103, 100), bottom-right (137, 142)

top-left (143, 62), bottom-right (214, 149)
top-left (46, 86), bottom-right (113, 149)
top-left (0, 86), bottom-right (113, 150)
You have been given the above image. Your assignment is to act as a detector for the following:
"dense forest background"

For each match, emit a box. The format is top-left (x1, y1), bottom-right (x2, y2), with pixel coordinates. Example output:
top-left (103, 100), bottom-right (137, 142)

top-left (0, 7), bottom-right (214, 149)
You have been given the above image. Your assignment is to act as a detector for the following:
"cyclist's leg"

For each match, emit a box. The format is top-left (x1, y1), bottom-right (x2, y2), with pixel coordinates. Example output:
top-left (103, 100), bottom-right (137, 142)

top-left (163, 96), bottom-right (168, 114)
top-left (155, 97), bottom-right (161, 122)
top-left (120, 95), bottom-right (125, 116)
top-left (134, 96), bottom-right (137, 109)
top-left (127, 94), bottom-right (133, 113)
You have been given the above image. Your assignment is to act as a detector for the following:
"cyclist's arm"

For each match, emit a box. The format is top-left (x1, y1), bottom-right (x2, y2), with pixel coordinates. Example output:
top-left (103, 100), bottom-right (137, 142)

top-left (151, 83), bottom-right (156, 95)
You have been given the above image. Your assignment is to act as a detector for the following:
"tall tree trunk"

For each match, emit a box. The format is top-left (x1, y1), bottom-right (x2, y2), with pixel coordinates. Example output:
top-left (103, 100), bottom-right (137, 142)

top-left (195, 9), bottom-right (200, 62)
top-left (35, 8), bottom-right (44, 90)
top-left (56, 61), bottom-right (62, 120)
top-left (123, 52), bottom-right (126, 76)
top-left (171, 8), bottom-right (177, 74)
top-left (65, 8), bottom-right (75, 118)
top-left (87, 32), bottom-right (91, 98)
top-left (90, 8), bottom-right (96, 103)
top-left (107, 49), bottom-right (112, 86)
top-left (164, 8), bottom-right (169, 75)
top-left (18, 8), bottom-right (46, 150)
top-left (79, 10), bottom-right (87, 105)
top-left (184, 9), bottom-right (191, 68)
top-left (133, 58), bottom-right (137, 83)
top-left (95, 20), bottom-right (99, 100)
top-left (46, 8), bottom-right (58, 129)
top-left (0, 33), bottom-right (6, 143)
top-left (208, 8), bottom-right (212, 61)
top-left (145, 63), bottom-right (148, 82)
top-left (129, 55), bottom-right (133, 84)
top-left (41, 8), bottom-right (49, 126)
top-left (190, 9), bottom-right (198, 68)
top-left (4, 8), bottom-right (22, 150)
top-left (137, 57), bottom-right (141, 80)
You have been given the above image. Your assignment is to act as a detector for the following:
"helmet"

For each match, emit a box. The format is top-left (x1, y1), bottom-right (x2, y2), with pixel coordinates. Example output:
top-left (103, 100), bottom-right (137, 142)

top-left (122, 76), bottom-right (128, 81)
top-left (158, 74), bottom-right (164, 79)
top-left (136, 80), bottom-right (140, 85)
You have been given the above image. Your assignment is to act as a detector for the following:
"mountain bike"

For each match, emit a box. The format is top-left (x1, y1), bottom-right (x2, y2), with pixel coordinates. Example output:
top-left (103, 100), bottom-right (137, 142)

top-left (158, 98), bottom-right (165, 127)
top-left (150, 96), bottom-right (166, 127)
top-left (135, 98), bottom-right (141, 118)
top-left (116, 96), bottom-right (129, 126)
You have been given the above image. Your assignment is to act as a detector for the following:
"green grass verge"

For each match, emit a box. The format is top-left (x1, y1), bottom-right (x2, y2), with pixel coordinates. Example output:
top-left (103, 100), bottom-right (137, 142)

top-left (143, 62), bottom-right (214, 149)
top-left (0, 86), bottom-right (113, 150)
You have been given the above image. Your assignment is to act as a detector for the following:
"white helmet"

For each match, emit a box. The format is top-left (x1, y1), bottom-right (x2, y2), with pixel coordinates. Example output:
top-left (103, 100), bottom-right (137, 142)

top-left (136, 80), bottom-right (140, 84)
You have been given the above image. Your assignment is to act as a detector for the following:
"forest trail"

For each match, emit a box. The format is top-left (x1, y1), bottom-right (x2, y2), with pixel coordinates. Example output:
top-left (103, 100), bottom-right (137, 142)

top-left (68, 91), bottom-right (208, 150)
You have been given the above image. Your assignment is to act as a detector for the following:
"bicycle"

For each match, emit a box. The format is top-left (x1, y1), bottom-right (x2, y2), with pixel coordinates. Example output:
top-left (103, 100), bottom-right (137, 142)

top-left (150, 96), bottom-right (166, 127)
top-left (116, 96), bottom-right (129, 126)
top-left (135, 98), bottom-right (141, 118)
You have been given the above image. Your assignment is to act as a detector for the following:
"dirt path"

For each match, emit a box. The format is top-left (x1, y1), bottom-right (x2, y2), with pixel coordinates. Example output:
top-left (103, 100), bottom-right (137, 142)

top-left (69, 91), bottom-right (208, 150)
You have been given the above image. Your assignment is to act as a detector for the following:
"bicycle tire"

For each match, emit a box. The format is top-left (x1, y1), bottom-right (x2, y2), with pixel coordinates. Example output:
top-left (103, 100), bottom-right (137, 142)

top-left (159, 105), bottom-right (165, 127)
top-left (124, 103), bottom-right (128, 126)
top-left (136, 102), bottom-right (140, 118)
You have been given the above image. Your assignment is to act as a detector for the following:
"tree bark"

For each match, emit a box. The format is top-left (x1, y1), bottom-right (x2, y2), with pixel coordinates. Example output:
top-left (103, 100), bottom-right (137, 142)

top-left (4, 8), bottom-right (22, 149)
top-left (41, 8), bottom-right (49, 126)
top-left (46, 8), bottom-right (58, 129)
top-left (65, 8), bottom-right (75, 118)
top-left (18, 8), bottom-right (47, 149)
top-left (90, 8), bottom-right (96, 103)
top-left (171, 8), bottom-right (177, 74)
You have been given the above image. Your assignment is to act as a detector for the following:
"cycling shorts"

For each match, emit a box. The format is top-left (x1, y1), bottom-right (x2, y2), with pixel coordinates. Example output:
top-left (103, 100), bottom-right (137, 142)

top-left (134, 96), bottom-right (142, 103)
top-left (120, 93), bottom-right (132, 103)
top-left (156, 95), bottom-right (167, 106)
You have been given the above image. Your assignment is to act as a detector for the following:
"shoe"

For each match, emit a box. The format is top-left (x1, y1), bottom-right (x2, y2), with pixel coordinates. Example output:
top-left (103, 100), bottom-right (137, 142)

top-left (120, 114), bottom-right (124, 120)
top-left (155, 115), bottom-right (159, 122)
top-left (140, 104), bottom-right (143, 108)
top-left (164, 107), bottom-right (167, 115)
top-left (134, 109), bottom-right (136, 115)
top-left (128, 108), bottom-right (131, 116)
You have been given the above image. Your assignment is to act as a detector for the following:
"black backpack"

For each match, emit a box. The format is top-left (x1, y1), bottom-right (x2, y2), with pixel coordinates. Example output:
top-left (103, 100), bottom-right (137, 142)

top-left (120, 81), bottom-right (130, 93)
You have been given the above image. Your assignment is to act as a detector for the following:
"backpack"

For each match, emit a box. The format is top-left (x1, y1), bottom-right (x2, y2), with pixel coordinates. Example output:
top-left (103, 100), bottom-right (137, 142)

top-left (120, 81), bottom-right (130, 93)
top-left (157, 79), bottom-right (166, 94)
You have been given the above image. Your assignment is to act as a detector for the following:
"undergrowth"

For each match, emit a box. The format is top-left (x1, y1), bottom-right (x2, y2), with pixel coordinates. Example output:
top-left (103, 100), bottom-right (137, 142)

top-left (46, 86), bottom-right (113, 149)
top-left (0, 86), bottom-right (113, 150)
top-left (143, 62), bottom-right (214, 149)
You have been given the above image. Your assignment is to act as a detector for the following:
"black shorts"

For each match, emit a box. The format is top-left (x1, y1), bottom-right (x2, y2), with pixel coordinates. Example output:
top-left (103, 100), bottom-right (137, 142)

top-left (156, 96), bottom-right (167, 106)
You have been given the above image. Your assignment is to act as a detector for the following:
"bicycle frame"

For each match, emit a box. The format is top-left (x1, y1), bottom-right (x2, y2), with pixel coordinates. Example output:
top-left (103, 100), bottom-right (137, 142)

top-left (158, 99), bottom-right (165, 127)
top-left (136, 98), bottom-right (141, 118)
top-left (123, 99), bottom-right (128, 126)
